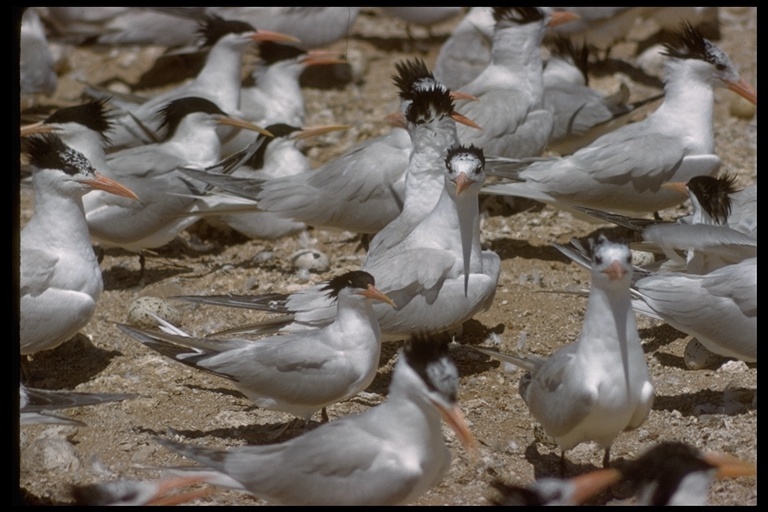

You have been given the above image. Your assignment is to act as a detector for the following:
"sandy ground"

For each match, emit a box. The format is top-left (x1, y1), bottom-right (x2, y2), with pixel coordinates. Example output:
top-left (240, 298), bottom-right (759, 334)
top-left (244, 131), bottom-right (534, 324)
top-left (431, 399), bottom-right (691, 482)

top-left (17, 7), bottom-right (756, 506)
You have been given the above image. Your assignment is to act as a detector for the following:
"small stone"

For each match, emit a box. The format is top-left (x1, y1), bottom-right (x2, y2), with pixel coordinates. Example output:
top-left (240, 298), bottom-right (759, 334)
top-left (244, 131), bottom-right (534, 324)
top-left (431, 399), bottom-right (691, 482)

top-left (20, 437), bottom-right (81, 473)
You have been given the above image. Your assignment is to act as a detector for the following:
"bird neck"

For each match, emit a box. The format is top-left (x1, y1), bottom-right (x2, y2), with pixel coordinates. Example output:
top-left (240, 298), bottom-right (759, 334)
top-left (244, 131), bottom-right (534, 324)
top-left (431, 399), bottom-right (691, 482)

top-left (242, 63), bottom-right (305, 127)
top-left (28, 173), bottom-right (90, 249)
top-left (331, 295), bottom-right (381, 343)
top-left (655, 59), bottom-right (716, 149)
top-left (579, 280), bottom-right (638, 354)
top-left (166, 119), bottom-right (223, 168)
top-left (491, 23), bottom-right (545, 88)
top-left (412, 186), bottom-right (483, 266)
top-left (194, 41), bottom-right (247, 111)
top-left (401, 121), bottom-right (459, 214)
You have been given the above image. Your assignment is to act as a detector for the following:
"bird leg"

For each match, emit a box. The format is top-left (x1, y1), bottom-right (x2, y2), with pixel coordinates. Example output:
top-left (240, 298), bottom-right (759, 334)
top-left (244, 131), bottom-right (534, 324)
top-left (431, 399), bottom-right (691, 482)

top-left (602, 446), bottom-right (611, 468)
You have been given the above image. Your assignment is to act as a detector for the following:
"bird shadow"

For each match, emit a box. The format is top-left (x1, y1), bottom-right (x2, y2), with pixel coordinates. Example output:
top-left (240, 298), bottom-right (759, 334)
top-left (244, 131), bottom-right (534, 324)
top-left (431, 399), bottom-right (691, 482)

top-left (524, 441), bottom-right (601, 479)
top-left (488, 238), bottom-right (572, 264)
top-left (182, 383), bottom-right (247, 400)
top-left (652, 387), bottom-right (755, 418)
top-left (22, 334), bottom-right (122, 389)
top-left (639, 323), bottom-right (684, 354)
top-left (523, 442), bottom-right (621, 506)
top-left (102, 259), bottom-right (192, 290)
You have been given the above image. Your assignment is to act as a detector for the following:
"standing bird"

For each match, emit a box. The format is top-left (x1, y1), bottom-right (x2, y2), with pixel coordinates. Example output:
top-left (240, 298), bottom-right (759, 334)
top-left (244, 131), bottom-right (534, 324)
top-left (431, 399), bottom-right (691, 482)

top-left (103, 14), bottom-right (298, 150)
top-left (482, 22), bottom-right (757, 217)
top-left (117, 271), bottom-right (395, 426)
top-left (475, 236), bottom-right (654, 470)
top-left (453, 7), bottom-right (578, 160)
top-left (156, 335), bottom-right (476, 505)
top-left (178, 144), bottom-right (500, 343)
top-left (19, 135), bottom-right (138, 357)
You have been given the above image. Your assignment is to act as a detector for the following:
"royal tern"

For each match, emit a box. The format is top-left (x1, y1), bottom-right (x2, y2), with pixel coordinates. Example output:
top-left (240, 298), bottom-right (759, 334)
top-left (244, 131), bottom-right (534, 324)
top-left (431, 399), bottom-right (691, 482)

top-left (103, 15), bottom-right (298, 150)
top-left (80, 97), bottom-right (271, 273)
top-left (453, 7), bottom-right (578, 160)
top-left (20, 384), bottom-right (136, 426)
top-left (178, 143), bottom-right (499, 344)
top-left (476, 236), bottom-right (654, 469)
top-left (488, 468), bottom-right (621, 506)
top-left (156, 335), bottom-right (476, 505)
top-left (482, 22), bottom-right (757, 217)
top-left (118, 270), bottom-right (394, 424)
top-left (19, 134), bottom-right (138, 357)
top-left (613, 440), bottom-right (756, 506)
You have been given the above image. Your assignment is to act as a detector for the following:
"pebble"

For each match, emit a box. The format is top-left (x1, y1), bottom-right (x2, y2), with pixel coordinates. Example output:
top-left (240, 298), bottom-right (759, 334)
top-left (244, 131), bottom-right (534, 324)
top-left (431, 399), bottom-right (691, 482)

top-left (20, 437), bottom-right (81, 473)
top-left (730, 95), bottom-right (756, 120)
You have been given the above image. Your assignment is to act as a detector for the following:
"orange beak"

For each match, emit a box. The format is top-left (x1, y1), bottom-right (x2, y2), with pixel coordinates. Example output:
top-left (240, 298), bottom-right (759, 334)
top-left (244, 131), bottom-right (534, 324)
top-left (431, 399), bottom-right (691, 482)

top-left (85, 172), bottom-right (139, 200)
top-left (362, 284), bottom-right (397, 308)
top-left (727, 77), bottom-right (757, 106)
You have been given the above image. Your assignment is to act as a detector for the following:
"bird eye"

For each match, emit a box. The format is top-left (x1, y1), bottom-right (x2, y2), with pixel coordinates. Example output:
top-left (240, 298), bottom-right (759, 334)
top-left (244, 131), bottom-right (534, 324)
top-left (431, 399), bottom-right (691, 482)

top-left (715, 63), bottom-right (726, 71)
top-left (594, 255), bottom-right (603, 265)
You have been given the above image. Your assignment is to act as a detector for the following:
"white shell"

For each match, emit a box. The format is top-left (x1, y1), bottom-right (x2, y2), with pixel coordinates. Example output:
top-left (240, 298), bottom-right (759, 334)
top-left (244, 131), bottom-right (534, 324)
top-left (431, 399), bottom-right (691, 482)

top-left (290, 249), bottom-right (330, 272)
top-left (684, 337), bottom-right (725, 370)
top-left (126, 296), bottom-right (182, 328)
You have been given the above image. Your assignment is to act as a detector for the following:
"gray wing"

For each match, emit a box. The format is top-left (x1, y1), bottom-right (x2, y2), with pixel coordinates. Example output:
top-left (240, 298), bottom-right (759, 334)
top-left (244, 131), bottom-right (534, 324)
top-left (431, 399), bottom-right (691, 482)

top-left (256, 129), bottom-right (410, 233)
top-left (632, 259), bottom-right (756, 361)
top-left (159, 421), bottom-right (425, 505)
top-left (524, 345), bottom-right (598, 439)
